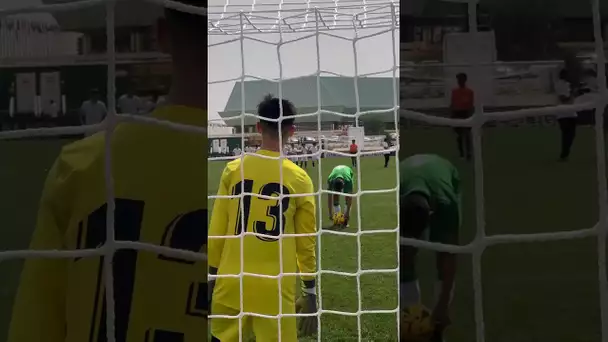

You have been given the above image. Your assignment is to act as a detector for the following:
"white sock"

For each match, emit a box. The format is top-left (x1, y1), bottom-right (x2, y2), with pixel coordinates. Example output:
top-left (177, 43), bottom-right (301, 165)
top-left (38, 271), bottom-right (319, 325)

top-left (400, 280), bottom-right (421, 308)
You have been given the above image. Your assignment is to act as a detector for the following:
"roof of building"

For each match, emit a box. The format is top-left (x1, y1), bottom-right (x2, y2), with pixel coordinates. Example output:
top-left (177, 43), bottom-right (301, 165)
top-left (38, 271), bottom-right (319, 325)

top-left (41, 0), bottom-right (163, 30)
top-left (220, 76), bottom-right (396, 126)
top-left (404, 0), bottom-right (607, 18)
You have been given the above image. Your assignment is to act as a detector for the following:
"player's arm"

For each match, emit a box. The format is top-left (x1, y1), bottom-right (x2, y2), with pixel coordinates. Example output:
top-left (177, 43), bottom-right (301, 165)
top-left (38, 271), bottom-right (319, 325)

top-left (295, 176), bottom-right (318, 335)
top-left (344, 179), bottom-right (354, 220)
top-left (345, 192), bottom-right (353, 217)
top-left (327, 192), bottom-right (335, 219)
top-left (435, 171), bottom-right (460, 330)
top-left (8, 158), bottom-right (68, 342)
top-left (295, 176), bottom-right (317, 287)
top-left (207, 166), bottom-right (232, 300)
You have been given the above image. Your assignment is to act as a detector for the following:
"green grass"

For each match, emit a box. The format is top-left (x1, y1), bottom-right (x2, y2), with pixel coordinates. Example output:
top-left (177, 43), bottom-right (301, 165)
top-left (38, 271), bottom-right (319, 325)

top-left (207, 157), bottom-right (400, 342)
top-left (0, 125), bottom-right (604, 342)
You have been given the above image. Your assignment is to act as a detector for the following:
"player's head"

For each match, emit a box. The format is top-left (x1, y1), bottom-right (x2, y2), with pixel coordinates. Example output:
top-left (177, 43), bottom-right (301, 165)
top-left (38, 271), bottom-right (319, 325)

top-left (400, 193), bottom-right (431, 237)
top-left (456, 73), bottom-right (467, 87)
top-left (256, 94), bottom-right (296, 142)
top-left (332, 178), bottom-right (345, 192)
top-left (90, 89), bottom-right (100, 102)
top-left (352, 139), bottom-right (356, 144)
top-left (157, 0), bottom-right (205, 109)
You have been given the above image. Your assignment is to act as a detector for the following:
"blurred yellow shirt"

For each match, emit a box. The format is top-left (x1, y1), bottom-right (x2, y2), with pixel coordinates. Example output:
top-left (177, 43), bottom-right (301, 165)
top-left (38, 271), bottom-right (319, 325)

top-left (8, 106), bottom-right (208, 342)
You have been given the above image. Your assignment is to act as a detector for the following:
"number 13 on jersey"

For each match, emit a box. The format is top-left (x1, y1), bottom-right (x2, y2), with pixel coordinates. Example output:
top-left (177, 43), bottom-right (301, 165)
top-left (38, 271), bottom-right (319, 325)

top-left (232, 179), bottom-right (290, 242)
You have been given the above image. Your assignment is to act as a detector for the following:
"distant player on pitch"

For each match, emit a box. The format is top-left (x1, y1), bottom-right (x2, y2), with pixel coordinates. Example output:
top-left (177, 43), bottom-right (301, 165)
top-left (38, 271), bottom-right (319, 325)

top-left (327, 164), bottom-right (355, 228)
top-left (209, 95), bottom-right (318, 341)
top-left (8, 2), bottom-right (208, 341)
top-left (400, 154), bottom-right (460, 342)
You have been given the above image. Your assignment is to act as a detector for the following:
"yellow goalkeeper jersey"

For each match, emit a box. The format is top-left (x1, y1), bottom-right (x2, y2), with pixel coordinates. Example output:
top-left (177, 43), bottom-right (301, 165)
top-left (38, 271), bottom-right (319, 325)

top-left (8, 105), bottom-right (208, 342)
top-left (209, 150), bottom-right (317, 315)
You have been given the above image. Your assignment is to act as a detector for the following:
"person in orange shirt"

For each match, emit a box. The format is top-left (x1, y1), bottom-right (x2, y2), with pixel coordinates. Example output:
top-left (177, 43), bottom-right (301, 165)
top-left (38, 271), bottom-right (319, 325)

top-left (349, 139), bottom-right (358, 167)
top-left (450, 73), bottom-right (474, 161)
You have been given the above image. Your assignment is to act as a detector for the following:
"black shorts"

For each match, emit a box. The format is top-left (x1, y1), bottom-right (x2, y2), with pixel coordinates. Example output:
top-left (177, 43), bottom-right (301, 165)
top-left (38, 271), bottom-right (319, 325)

top-left (451, 110), bottom-right (472, 133)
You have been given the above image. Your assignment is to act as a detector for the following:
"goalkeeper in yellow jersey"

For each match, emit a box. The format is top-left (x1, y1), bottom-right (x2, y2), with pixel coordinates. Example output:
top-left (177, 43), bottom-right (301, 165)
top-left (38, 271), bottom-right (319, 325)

top-left (209, 95), bottom-right (318, 342)
top-left (8, 2), bottom-right (208, 342)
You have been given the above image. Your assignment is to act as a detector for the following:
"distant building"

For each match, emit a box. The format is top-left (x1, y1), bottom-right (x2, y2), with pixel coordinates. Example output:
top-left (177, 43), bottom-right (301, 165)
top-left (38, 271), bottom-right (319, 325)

top-left (0, 2), bottom-right (169, 117)
top-left (209, 122), bottom-right (234, 136)
top-left (220, 76), bottom-right (397, 133)
top-left (0, 16), bottom-right (80, 59)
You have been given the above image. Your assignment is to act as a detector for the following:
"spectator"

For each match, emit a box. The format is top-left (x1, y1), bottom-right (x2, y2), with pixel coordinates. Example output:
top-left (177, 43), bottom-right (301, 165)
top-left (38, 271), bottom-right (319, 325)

top-left (79, 89), bottom-right (107, 136)
top-left (118, 87), bottom-right (143, 114)
top-left (349, 139), bottom-right (358, 167)
top-left (383, 137), bottom-right (392, 168)
top-left (555, 69), bottom-right (578, 162)
top-left (450, 73), bottom-right (474, 161)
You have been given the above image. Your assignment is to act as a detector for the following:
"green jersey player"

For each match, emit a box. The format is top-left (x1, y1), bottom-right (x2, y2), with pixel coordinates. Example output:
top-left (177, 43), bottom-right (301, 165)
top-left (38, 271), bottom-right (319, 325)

top-left (400, 154), bottom-right (461, 341)
top-left (327, 165), bottom-right (355, 227)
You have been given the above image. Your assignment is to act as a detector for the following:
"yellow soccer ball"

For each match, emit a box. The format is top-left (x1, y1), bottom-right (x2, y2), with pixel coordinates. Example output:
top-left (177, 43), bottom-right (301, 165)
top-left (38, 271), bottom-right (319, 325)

top-left (332, 212), bottom-right (345, 226)
top-left (400, 304), bottom-right (434, 341)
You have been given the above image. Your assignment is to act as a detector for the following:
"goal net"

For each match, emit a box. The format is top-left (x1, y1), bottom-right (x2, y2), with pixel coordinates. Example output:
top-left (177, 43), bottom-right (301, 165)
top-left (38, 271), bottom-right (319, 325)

top-left (209, 0), bottom-right (400, 341)
top-left (402, 0), bottom-right (608, 341)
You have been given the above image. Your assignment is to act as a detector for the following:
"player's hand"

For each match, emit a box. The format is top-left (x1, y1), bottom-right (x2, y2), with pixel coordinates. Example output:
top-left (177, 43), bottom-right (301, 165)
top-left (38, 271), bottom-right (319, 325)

top-left (343, 213), bottom-right (350, 227)
top-left (208, 280), bottom-right (216, 313)
top-left (296, 293), bottom-right (318, 337)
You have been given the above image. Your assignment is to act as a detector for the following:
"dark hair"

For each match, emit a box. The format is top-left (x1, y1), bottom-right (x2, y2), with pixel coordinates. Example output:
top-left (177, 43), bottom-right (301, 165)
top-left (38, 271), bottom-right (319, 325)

top-left (399, 193), bottom-right (431, 238)
top-left (332, 178), bottom-right (345, 192)
top-left (456, 73), bottom-right (467, 83)
top-left (559, 69), bottom-right (569, 81)
top-left (257, 94), bottom-right (296, 132)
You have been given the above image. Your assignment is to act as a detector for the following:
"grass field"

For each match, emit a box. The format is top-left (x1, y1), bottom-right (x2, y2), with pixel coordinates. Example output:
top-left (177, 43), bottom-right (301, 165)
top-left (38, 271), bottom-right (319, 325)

top-left (0, 124), bottom-right (604, 342)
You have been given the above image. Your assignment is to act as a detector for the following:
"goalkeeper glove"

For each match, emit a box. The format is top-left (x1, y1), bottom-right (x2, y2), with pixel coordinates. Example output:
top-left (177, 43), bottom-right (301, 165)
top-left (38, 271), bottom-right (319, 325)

top-left (295, 288), bottom-right (318, 337)
top-left (208, 267), bottom-right (218, 314)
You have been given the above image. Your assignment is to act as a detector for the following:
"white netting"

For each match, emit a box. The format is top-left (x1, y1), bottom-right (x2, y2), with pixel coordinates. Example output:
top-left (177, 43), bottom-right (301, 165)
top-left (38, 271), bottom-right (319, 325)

top-left (401, 0), bottom-right (608, 341)
top-left (208, 0), bottom-right (399, 341)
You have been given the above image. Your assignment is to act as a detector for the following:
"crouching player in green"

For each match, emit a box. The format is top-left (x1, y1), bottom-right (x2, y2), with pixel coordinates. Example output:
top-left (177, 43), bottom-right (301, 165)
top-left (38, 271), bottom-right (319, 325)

top-left (400, 154), bottom-right (461, 342)
top-left (327, 164), bottom-right (355, 228)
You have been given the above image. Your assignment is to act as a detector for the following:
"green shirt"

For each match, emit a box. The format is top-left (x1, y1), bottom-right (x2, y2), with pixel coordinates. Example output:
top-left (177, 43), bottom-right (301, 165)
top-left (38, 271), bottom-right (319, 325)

top-left (327, 165), bottom-right (354, 193)
top-left (400, 154), bottom-right (461, 245)
top-left (400, 154), bottom-right (460, 207)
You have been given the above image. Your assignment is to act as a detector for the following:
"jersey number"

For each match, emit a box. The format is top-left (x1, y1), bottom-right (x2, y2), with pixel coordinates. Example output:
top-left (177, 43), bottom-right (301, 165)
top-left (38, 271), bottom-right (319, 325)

top-left (232, 179), bottom-right (290, 242)
top-left (76, 199), bottom-right (207, 342)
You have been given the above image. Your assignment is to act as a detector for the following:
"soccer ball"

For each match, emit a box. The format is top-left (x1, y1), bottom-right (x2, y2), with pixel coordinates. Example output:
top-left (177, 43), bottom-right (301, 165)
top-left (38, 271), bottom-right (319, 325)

top-left (400, 304), bottom-right (434, 341)
top-left (332, 212), bottom-right (345, 226)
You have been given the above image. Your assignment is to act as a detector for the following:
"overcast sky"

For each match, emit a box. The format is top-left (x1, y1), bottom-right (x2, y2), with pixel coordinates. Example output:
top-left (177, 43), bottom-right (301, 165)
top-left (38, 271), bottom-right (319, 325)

top-left (208, 0), bottom-right (399, 124)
